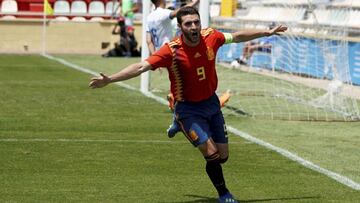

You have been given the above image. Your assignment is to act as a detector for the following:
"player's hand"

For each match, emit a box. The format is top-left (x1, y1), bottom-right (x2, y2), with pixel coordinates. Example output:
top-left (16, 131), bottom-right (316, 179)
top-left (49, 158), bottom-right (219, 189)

top-left (267, 25), bottom-right (288, 36)
top-left (187, 0), bottom-right (200, 7)
top-left (89, 73), bottom-right (111, 89)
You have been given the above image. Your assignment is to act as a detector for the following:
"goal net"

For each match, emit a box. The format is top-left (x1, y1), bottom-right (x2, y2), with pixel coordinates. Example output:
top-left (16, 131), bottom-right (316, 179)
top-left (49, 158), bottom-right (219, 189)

top-left (209, 0), bottom-right (360, 121)
top-left (143, 0), bottom-right (360, 121)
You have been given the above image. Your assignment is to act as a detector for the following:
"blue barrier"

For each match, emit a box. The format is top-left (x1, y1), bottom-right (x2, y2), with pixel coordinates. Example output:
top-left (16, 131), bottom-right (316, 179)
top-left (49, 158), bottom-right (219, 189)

top-left (349, 42), bottom-right (360, 85)
top-left (216, 31), bottom-right (360, 86)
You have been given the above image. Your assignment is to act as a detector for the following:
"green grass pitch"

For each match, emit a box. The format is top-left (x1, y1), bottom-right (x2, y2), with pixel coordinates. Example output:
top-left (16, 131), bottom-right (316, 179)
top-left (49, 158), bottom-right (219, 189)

top-left (0, 54), bottom-right (359, 202)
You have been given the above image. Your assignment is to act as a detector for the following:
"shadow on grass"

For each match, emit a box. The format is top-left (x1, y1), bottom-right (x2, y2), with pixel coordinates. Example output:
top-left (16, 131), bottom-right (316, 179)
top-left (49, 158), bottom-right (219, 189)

top-left (158, 194), bottom-right (320, 203)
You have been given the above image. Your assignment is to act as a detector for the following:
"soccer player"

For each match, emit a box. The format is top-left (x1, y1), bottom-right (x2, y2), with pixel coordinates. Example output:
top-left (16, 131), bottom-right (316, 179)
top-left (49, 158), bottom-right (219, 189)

top-left (146, 0), bottom-right (199, 138)
top-left (89, 6), bottom-right (287, 203)
top-left (146, 0), bottom-right (230, 138)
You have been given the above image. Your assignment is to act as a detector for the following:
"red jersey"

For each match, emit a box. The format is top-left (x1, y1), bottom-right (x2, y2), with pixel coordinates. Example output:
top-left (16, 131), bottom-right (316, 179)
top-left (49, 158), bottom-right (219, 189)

top-left (146, 28), bottom-right (225, 102)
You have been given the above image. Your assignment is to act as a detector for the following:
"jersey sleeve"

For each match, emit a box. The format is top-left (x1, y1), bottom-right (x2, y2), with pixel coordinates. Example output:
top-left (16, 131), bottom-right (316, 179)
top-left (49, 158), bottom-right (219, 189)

top-left (160, 8), bottom-right (173, 21)
top-left (145, 44), bottom-right (173, 70)
top-left (212, 29), bottom-right (227, 50)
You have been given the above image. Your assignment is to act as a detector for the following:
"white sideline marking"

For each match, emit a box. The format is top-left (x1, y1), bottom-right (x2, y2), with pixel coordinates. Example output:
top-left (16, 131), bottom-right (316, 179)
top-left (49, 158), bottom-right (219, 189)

top-left (43, 54), bottom-right (137, 91)
top-left (43, 54), bottom-right (169, 105)
top-left (41, 54), bottom-right (360, 191)
top-left (228, 126), bottom-right (360, 191)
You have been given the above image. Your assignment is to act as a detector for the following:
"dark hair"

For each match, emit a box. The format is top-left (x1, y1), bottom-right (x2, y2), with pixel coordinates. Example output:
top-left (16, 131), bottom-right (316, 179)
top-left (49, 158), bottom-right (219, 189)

top-left (176, 6), bottom-right (200, 24)
top-left (151, 0), bottom-right (157, 4)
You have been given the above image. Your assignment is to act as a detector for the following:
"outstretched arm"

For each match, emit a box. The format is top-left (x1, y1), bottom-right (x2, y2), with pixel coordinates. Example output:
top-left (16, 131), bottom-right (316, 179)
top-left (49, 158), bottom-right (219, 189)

top-left (89, 61), bottom-right (152, 89)
top-left (169, 0), bottom-right (200, 19)
top-left (231, 25), bottom-right (287, 43)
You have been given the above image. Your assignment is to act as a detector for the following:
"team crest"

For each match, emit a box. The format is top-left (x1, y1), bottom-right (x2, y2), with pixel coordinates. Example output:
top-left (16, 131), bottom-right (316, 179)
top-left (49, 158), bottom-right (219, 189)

top-left (189, 130), bottom-right (199, 141)
top-left (194, 52), bottom-right (201, 58)
top-left (206, 47), bottom-right (215, 61)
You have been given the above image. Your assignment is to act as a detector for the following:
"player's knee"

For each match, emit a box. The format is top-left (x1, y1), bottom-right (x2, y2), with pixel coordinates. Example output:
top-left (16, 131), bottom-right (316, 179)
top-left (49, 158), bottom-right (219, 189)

top-left (204, 151), bottom-right (220, 164)
top-left (219, 156), bottom-right (228, 164)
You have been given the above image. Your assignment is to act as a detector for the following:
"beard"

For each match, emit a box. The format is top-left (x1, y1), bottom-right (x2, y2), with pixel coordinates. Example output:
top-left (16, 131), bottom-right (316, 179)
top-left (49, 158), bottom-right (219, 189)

top-left (182, 30), bottom-right (200, 44)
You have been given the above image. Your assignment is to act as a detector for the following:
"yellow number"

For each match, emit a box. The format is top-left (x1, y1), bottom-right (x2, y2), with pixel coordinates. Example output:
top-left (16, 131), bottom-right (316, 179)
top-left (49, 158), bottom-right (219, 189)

top-left (196, 67), bottom-right (206, 81)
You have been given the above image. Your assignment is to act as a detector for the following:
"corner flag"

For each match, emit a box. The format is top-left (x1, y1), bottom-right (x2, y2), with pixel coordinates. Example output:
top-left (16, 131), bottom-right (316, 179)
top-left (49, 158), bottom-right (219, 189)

top-left (44, 0), bottom-right (54, 15)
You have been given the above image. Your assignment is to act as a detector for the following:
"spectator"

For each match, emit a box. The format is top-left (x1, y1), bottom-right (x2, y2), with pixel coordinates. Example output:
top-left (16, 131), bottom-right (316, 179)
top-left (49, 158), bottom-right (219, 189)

top-left (102, 17), bottom-right (140, 57)
top-left (120, 0), bottom-right (141, 26)
top-left (236, 23), bottom-right (277, 65)
top-left (126, 26), bottom-right (141, 57)
top-left (236, 39), bottom-right (273, 65)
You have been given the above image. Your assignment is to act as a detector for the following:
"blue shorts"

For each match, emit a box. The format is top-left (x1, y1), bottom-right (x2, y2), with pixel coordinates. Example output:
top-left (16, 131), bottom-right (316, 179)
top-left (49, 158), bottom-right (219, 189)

top-left (174, 94), bottom-right (228, 147)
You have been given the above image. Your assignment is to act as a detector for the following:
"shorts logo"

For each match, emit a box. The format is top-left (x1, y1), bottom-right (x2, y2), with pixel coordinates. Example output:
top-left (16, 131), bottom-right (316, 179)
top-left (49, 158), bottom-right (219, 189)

top-left (189, 130), bottom-right (199, 141)
top-left (206, 47), bottom-right (215, 61)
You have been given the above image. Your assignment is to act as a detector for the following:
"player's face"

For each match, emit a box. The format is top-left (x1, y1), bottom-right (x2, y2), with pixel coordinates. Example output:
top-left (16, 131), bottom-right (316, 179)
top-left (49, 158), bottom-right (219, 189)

top-left (179, 14), bottom-right (201, 46)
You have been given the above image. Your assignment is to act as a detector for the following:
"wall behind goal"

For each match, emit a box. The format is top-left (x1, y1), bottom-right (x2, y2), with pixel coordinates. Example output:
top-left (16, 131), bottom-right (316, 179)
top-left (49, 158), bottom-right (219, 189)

top-left (0, 19), bottom-right (143, 55)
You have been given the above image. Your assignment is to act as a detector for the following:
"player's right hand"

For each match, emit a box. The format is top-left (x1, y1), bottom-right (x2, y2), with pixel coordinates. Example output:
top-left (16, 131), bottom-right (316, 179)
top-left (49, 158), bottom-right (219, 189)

top-left (89, 73), bottom-right (111, 89)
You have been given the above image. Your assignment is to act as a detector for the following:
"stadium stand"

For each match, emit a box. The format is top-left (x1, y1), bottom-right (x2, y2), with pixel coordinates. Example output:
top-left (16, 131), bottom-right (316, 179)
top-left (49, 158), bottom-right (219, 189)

top-left (332, 0), bottom-right (360, 8)
top-left (54, 15), bottom-right (69, 21)
top-left (88, 1), bottom-right (105, 15)
top-left (237, 6), bottom-right (305, 23)
top-left (328, 9), bottom-right (349, 27)
top-left (301, 9), bottom-right (331, 25)
top-left (0, 0), bottom-right (129, 20)
top-left (71, 16), bottom-right (86, 21)
top-left (348, 10), bottom-right (360, 29)
top-left (88, 1), bottom-right (105, 21)
top-left (262, 0), bottom-right (329, 6)
top-left (89, 16), bottom-right (103, 21)
top-left (105, 1), bottom-right (119, 15)
top-left (54, 0), bottom-right (70, 15)
top-left (70, 0), bottom-right (87, 15)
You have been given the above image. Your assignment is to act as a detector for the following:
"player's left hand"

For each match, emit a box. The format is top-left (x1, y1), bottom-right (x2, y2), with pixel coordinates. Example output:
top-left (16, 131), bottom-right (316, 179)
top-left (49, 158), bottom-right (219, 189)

top-left (267, 25), bottom-right (288, 36)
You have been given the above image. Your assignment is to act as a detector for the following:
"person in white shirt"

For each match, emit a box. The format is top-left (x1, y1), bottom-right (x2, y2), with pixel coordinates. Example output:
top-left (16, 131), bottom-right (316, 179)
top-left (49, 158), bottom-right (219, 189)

top-left (146, 0), bottom-right (199, 55)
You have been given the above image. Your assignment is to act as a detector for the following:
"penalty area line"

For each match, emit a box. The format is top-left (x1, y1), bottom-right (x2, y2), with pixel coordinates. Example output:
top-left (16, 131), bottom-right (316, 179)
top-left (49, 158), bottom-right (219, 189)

top-left (42, 54), bottom-right (360, 191)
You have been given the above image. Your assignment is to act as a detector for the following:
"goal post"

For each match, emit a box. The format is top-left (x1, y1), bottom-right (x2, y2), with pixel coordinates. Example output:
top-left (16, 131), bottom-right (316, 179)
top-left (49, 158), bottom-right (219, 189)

top-left (140, 0), bottom-right (151, 93)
